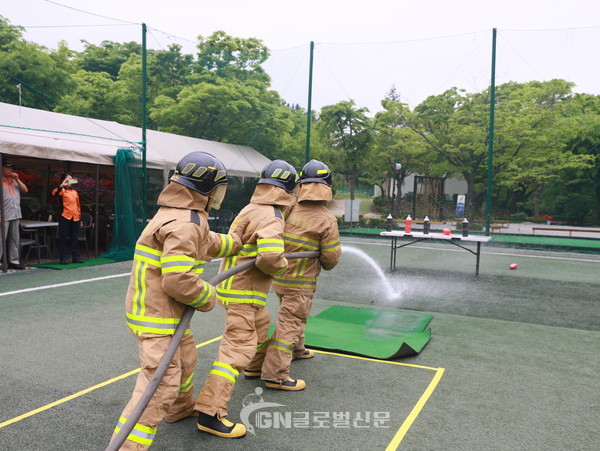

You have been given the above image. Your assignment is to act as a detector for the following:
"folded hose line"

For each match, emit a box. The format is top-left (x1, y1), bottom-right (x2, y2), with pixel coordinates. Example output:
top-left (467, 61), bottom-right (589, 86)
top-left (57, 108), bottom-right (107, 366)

top-left (107, 250), bottom-right (319, 450)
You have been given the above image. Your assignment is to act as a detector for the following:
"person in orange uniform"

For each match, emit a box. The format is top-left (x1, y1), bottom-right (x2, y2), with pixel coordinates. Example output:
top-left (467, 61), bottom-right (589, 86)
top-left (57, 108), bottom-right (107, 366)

top-left (52, 172), bottom-right (83, 264)
top-left (195, 160), bottom-right (299, 439)
top-left (111, 152), bottom-right (246, 450)
top-left (260, 159), bottom-right (342, 388)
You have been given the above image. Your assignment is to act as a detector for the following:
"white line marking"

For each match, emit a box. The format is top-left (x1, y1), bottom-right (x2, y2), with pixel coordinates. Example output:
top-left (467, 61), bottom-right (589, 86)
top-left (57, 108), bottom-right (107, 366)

top-left (0, 273), bottom-right (130, 297)
top-left (342, 239), bottom-right (600, 263)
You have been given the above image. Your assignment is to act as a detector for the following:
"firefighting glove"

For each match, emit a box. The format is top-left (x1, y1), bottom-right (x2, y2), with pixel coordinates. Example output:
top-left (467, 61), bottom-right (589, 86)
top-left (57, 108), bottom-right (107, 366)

top-left (229, 218), bottom-right (250, 252)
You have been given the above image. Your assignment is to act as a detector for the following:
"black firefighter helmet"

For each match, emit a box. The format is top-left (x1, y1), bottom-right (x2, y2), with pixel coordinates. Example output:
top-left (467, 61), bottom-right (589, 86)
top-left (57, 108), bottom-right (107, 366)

top-left (258, 159), bottom-right (299, 192)
top-left (300, 159), bottom-right (332, 186)
top-left (170, 151), bottom-right (227, 194)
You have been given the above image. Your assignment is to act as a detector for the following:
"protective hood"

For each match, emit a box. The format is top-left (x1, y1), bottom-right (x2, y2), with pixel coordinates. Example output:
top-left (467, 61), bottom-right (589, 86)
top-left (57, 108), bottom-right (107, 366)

top-left (297, 182), bottom-right (333, 202)
top-left (250, 183), bottom-right (295, 207)
top-left (157, 181), bottom-right (210, 212)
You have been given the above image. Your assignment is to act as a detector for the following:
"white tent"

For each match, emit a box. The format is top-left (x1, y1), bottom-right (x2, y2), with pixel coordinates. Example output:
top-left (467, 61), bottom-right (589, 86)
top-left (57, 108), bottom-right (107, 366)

top-left (0, 102), bottom-right (270, 177)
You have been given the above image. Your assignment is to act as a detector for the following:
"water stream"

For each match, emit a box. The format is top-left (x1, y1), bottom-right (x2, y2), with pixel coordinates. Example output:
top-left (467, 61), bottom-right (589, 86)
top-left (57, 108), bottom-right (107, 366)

top-left (341, 245), bottom-right (401, 302)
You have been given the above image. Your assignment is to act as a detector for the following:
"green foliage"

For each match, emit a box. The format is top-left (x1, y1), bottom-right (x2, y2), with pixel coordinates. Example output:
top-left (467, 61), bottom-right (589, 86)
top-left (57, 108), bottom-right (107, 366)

top-left (509, 213), bottom-right (527, 223)
top-left (316, 100), bottom-right (373, 200)
top-left (0, 15), bottom-right (598, 225)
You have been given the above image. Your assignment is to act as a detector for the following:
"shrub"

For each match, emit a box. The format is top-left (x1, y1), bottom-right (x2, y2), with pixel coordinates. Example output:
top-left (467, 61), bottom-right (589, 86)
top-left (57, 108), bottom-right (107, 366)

top-left (510, 213), bottom-right (527, 223)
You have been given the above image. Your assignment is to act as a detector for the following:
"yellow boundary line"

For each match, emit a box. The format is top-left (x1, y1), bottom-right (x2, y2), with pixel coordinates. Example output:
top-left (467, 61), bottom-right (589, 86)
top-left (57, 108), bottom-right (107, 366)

top-left (314, 350), bottom-right (445, 450)
top-left (1, 335), bottom-right (444, 451)
top-left (0, 336), bottom-right (222, 430)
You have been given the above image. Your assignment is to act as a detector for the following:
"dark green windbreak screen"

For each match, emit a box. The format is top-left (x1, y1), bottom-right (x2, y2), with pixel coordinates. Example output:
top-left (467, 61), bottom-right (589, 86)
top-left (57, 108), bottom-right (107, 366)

top-left (101, 148), bottom-right (146, 261)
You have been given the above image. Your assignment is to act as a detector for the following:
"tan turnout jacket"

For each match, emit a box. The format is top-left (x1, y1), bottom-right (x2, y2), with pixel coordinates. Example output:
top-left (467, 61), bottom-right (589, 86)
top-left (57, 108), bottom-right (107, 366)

top-left (125, 182), bottom-right (240, 336)
top-left (216, 184), bottom-right (291, 306)
top-left (272, 183), bottom-right (342, 294)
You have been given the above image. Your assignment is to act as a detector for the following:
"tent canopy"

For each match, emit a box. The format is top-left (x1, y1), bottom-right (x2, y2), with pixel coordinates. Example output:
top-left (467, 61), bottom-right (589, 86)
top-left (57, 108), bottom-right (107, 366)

top-left (0, 102), bottom-right (270, 177)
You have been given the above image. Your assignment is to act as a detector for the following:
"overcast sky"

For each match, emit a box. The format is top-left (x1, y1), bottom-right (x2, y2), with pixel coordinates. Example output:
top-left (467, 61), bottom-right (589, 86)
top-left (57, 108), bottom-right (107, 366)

top-left (3, 0), bottom-right (600, 112)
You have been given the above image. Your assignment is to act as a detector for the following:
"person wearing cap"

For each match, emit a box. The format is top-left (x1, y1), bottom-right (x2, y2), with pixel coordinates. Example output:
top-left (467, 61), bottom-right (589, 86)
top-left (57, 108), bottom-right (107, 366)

top-left (195, 159), bottom-right (298, 439)
top-left (52, 172), bottom-right (84, 264)
top-left (253, 159), bottom-right (342, 390)
top-left (110, 152), bottom-right (246, 450)
top-left (1, 160), bottom-right (29, 270)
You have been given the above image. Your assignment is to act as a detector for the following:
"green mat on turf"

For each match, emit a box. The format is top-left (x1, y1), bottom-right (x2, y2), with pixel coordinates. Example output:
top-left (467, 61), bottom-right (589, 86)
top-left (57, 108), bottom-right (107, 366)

top-left (31, 257), bottom-right (118, 269)
top-left (303, 306), bottom-right (432, 360)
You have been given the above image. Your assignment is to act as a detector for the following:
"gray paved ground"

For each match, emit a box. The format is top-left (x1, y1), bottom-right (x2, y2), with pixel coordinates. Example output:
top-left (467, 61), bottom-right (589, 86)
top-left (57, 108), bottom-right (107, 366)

top-left (1, 238), bottom-right (598, 450)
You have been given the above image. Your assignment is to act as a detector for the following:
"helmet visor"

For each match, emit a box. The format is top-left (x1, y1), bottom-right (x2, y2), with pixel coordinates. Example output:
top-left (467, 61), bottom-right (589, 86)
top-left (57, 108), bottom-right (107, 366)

top-left (207, 184), bottom-right (227, 211)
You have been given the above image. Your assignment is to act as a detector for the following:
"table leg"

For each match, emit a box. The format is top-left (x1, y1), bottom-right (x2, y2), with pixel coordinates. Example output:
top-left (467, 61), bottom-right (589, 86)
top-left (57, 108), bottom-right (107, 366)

top-left (475, 242), bottom-right (481, 278)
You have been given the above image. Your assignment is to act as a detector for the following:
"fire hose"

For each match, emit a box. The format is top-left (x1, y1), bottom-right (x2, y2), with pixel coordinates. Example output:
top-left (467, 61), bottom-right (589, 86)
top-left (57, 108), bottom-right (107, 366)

top-left (107, 250), bottom-right (319, 450)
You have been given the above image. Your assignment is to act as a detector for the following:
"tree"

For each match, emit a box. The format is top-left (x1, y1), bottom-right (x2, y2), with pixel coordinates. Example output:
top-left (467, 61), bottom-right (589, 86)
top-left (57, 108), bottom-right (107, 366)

top-left (0, 16), bottom-right (72, 110)
top-left (369, 90), bottom-right (443, 215)
top-left (316, 100), bottom-right (373, 200)
top-left (191, 31), bottom-right (270, 85)
top-left (76, 40), bottom-right (141, 80)
top-left (150, 77), bottom-right (298, 160)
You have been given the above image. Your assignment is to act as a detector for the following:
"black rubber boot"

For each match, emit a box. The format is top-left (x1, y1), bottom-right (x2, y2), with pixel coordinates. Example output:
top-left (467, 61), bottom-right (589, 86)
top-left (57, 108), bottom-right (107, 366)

top-left (197, 412), bottom-right (247, 438)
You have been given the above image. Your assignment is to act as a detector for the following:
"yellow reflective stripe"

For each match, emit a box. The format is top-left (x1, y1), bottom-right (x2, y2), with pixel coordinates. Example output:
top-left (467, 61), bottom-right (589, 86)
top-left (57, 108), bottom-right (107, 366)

top-left (187, 281), bottom-right (214, 308)
top-left (160, 255), bottom-right (195, 274)
top-left (284, 233), bottom-right (320, 250)
top-left (293, 257), bottom-right (309, 277)
top-left (216, 234), bottom-right (234, 258)
top-left (216, 288), bottom-right (267, 306)
top-left (257, 238), bottom-right (284, 253)
top-left (210, 361), bottom-right (239, 384)
top-left (132, 259), bottom-right (150, 318)
top-left (180, 372), bottom-right (194, 393)
top-left (221, 256), bottom-right (237, 290)
top-left (114, 416), bottom-right (156, 446)
top-left (322, 239), bottom-right (341, 252)
top-left (269, 337), bottom-right (294, 354)
top-left (126, 312), bottom-right (190, 335)
top-left (272, 277), bottom-right (317, 289)
top-left (134, 244), bottom-right (162, 266)
top-left (238, 243), bottom-right (258, 256)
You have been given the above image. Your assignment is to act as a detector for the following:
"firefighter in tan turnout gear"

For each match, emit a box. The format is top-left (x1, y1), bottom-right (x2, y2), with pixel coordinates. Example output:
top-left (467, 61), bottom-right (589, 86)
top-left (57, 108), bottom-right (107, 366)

top-left (195, 160), bottom-right (299, 439)
top-left (112, 152), bottom-right (244, 450)
top-left (259, 159), bottom-right (341, 388)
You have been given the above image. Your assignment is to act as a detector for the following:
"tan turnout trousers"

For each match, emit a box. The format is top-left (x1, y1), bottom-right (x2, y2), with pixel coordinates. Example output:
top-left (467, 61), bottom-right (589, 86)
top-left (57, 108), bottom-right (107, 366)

top-left (113, 333), bottom-right (197, 450)
top-left (260, 293), bottom-right (313, 381)
top-left (195, 303), bottom-right (270, 417)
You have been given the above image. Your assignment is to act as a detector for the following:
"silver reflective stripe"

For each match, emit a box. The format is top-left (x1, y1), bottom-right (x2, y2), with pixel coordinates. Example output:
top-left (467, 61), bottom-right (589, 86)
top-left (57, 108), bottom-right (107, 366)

top-left (213, 363), bottom-right (238, 379)
top-left (130, 427), bottom-right (155, 442)
top-left (273, 278), bottom-right (316, 287)
top-left (161, 260), bottom-right (194, 269)
top-left (134, 248), bottom-right (161, 262)
top-left (271, 338), bottom-right (294, 352)
top-left (189, 285), bottom-right (212, 308)
top-left (321, 240), bottom-right (341, 251)
top-left (216, 290), bottom-right (266, 302)
top-left (285, 235), bottom-right (319, 250)
top-left (127, 317), bottom-right (178, 330)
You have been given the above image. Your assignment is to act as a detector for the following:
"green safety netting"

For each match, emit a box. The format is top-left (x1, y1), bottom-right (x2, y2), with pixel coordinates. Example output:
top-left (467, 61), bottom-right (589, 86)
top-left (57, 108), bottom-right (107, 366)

top-left (101, 148), bottom-right (146, 261)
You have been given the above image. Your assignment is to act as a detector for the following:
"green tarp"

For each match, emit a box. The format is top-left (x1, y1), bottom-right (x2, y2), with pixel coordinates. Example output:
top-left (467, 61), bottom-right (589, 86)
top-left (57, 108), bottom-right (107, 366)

top-left (303, 305), bottom-right (432, 359)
